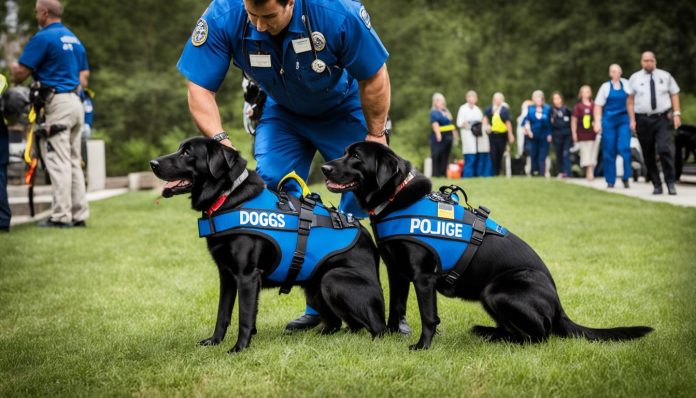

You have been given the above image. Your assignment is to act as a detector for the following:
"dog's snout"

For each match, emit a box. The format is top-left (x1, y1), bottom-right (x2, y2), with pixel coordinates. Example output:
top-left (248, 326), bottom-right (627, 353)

top-left (150, 160), bottom-right (159, 171)
top-left (321, 164), bottom-right (334, 175)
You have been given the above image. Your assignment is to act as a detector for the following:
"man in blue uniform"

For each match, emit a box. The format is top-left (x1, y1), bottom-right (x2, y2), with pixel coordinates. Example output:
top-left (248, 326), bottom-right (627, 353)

top-left (178, 0), bottom-right (395, 332)
top-left (12, 0), bottom-right (89, 228)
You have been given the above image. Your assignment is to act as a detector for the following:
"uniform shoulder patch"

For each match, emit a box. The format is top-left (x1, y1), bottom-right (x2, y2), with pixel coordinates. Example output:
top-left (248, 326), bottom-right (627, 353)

top-left (359, 6), bottom-right (372, 30)
top-left (191, 18), bottom-right (208, 47)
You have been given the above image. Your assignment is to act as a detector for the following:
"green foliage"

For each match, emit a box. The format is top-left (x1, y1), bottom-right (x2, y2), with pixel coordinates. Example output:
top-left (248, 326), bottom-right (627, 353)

top-left (1, 181), bottom-right (695, 396)
top-left (8, 0), bottom-right (696, 173)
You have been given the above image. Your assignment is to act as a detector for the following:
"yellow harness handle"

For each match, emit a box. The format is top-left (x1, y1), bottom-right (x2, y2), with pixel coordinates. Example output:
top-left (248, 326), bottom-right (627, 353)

top-left (24, 107), bottom-right (38, 164)
top-left (277, 171), bottom-right (311, 197)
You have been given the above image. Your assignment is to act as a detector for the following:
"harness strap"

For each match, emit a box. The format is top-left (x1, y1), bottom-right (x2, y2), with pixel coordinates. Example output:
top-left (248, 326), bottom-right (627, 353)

top-left (443, 206), bottom-right (489, 286)
top-left (279, 197), bottom-right (315, 294)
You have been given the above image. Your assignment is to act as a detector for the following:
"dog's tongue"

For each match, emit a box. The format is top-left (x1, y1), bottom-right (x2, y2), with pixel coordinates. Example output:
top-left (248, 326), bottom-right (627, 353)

top-left (162, 180), bottom-right (184, 197)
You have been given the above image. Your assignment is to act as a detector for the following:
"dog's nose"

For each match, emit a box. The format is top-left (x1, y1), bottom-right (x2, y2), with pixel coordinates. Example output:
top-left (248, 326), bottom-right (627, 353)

top-left (321, 164), bottom-right (334, 175)
top-left (150, 160), bottom-right (159, 171)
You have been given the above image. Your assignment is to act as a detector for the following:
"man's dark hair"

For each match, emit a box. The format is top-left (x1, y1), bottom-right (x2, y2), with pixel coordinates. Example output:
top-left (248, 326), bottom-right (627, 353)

top-left (250, 0), bottom-right (290, 7)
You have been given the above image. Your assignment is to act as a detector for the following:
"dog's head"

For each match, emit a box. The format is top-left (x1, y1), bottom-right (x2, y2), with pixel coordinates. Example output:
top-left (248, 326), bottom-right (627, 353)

top-left (322, 142), bottom-right (430, 211)
top-left (150, 137), bottom-right (249, 210)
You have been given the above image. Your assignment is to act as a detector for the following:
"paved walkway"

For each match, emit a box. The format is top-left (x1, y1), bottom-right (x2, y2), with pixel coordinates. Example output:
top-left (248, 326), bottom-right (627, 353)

top-left (565, 177), bottom-right (696, 208)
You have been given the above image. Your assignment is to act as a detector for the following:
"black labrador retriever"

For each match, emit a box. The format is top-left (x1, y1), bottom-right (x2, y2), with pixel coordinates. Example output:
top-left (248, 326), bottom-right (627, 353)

top-left (150, 137), bottom-right (386, 353)
top-left (322, 142), bottom-right (652, 349)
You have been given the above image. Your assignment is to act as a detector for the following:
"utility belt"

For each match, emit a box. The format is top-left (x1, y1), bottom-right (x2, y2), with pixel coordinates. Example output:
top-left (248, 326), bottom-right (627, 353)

top-left (636, 109), bottom-right (671, 119)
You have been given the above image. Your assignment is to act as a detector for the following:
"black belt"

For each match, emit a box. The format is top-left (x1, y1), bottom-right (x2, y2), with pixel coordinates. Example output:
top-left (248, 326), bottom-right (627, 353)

top-left (636, 110), bottom-right (670, 118)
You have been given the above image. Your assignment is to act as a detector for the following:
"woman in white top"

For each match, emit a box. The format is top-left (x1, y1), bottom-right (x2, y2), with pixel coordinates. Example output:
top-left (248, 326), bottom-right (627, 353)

top-left (456, 90), bottom-right (490, 177)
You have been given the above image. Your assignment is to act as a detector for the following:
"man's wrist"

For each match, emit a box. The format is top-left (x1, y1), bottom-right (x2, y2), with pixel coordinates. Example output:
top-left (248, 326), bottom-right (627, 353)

top-left (212, 132), bottom-right (229, 143)
top-left (368, 128), bottom-right (390, 138)
top-left (673, 111), bottom-right (681, 117)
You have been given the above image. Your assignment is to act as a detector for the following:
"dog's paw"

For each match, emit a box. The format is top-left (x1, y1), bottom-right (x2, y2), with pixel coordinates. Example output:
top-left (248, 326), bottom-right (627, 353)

top-left (198, 337), bottom-right (222, 346)
top-left (227, 343), bottom-right (248, 354)
top-left (408, 342), bottom-right (430, 351)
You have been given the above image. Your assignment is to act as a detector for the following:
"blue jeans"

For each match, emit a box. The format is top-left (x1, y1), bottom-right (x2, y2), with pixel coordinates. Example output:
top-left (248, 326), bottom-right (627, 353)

top-left (529, 136), bottom-right (549, 176)
top-left (552, 134), bottom-right (572, 176)
top-left (602, 118), bottom-right (632, 185)
top-left (463, 153), bottom-right (491, 178)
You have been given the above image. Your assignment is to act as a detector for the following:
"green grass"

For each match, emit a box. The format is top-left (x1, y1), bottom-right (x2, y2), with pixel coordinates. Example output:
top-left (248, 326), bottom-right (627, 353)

top-left (1, 178), bottom-right (695, 397)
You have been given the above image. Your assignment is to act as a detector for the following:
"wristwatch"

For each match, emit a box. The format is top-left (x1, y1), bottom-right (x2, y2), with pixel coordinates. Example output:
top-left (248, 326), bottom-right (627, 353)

top-left (673, 111), bottom-right (682, 117)
top-left (212, 132), bottom-right (229, 142)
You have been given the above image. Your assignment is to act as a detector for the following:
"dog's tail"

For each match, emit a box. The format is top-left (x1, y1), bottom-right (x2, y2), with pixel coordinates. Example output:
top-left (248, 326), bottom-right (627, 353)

top-left (557, 312), bottom-right (653, 341)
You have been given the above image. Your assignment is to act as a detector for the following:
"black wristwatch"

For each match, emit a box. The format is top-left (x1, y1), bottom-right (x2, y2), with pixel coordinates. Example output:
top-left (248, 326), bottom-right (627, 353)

top-left (212, 132), bottom-right (229, 143)
top-left (368, 128), bottom-right (390, 138)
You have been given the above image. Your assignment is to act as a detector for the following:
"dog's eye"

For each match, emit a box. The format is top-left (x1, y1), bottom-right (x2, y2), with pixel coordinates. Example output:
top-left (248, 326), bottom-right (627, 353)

top-left (351, 153), bottom-right (360, 160)
top-left (181, 148), bottom-right (190, 156)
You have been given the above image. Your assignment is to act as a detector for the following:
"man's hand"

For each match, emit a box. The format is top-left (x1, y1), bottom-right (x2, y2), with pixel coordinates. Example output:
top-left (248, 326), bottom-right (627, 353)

top-left (674, 115), bottom-right (682, 130)
top-left (546, 135), bottom-right (552, 143)
top-left (594, 121), bottom-right (602, 135)
top-left (629, 118), bottom-right (636, 133)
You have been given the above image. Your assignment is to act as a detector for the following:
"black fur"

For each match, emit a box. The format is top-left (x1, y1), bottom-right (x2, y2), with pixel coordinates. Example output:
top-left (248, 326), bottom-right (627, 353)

top-left (322, 142), bottom-right (653, 349)
top-left (151, 137), bottom-right (386, 354)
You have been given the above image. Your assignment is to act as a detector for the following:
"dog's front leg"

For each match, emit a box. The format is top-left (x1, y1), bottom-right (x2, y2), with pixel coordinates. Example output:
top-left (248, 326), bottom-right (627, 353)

top-left (386, 267), bottom-right (410, 333)
top-left (200, 269), bottom-right (237, 346)
top-left (228, 269), bottom-right (262, 354)
top-left (410, 274), bottom-right (440, 350)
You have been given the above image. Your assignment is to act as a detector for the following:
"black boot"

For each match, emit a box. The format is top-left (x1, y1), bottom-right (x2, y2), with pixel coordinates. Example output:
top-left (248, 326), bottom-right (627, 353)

top-left (667, 182), bottom-right (677, 195)
top-left (398, 316), bottom-right (411, 335)
top-left (652, 185), bottom-right (663, 195)
top-left (285, 314), bottom-right (321, 332)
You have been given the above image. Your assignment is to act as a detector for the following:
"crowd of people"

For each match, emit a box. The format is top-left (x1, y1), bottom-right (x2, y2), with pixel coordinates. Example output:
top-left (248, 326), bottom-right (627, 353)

top-left (429, 51), bottom-right (683, 195)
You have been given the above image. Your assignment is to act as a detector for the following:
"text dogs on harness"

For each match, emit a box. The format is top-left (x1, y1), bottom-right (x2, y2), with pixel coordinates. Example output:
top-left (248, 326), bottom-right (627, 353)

top-left (240, 210), bottom-right (286, 228)
top-left (409, 218), bottom-right (464, 239)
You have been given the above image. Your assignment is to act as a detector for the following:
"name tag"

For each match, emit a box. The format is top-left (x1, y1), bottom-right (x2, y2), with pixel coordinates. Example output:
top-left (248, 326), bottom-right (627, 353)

top-left (292, 38), bottom-right (312, 54)
top-left (249, 54), bottom-right (272, 68)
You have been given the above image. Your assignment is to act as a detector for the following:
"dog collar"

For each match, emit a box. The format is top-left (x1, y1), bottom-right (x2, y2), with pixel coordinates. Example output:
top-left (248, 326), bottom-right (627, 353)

top-left (206, 169), bottom-right (250, 216)
top-left (368, 171), bottom-right (416, 217)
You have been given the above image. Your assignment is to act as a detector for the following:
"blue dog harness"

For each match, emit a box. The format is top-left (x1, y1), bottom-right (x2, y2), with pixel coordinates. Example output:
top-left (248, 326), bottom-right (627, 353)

top-left (372, 185), bottom-right (508, 285)
top-left (198, 188), bottom-right (360, 293)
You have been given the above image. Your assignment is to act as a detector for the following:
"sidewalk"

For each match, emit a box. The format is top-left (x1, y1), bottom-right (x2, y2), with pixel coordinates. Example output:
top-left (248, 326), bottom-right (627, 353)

top-left (565, 177), bottom-right (696, 208)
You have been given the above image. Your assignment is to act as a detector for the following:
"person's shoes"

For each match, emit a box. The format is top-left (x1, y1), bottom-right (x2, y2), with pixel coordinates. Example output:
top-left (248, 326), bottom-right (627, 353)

top-left (607, 184), bottom-right (614, 188)
top-left (398, 316), bottom-right (411, 335)
top-left (667, 183), bottom-right (677, 195)
top-left (622, 179), bottom-right (630, 188)
top-left (284, 314), bottom-right (321, 332)
top-left (72, 220), bottom-right (87, 227)
top-left (652, 185), bottom-right (663, 195)
top-left (37, 219), bottom-right (72, 228)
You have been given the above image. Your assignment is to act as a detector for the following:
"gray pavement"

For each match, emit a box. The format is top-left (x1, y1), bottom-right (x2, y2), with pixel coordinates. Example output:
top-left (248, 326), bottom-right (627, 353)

top-left (565, 176), bottom-right (696, 208)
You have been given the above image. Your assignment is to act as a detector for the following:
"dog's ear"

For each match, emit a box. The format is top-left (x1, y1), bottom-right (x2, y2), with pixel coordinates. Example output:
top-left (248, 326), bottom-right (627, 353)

top-left (375, 152), bottom-right (399, 189)
top-left (206, 143), bottom-right (237, 179)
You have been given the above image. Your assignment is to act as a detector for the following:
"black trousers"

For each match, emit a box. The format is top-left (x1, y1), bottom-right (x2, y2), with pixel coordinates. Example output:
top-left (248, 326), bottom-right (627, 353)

top-left (489, 133), bottom-right (508, 176)
top-left (431, 132), bottom-right (453, 177)
top-left (636, 114), bottom-right (675, 185)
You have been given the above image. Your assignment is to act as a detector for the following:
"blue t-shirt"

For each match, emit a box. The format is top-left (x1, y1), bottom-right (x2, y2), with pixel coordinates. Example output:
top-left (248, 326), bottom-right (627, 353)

top-left (524, 104), bottom-right (553, 138)
top-left (483, 106), bottom-right (511, 122)
top-left (430, 109), bottom-right (453, 133)
top-left (177, 0), bottom-right (389, 118)
top-left (18, 22), bottom-right (88, 93)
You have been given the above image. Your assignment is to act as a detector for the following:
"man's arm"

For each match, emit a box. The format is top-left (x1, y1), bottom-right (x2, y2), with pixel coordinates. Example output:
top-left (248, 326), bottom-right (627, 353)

top-left (10, 64), bottom-right (32, 85)
top-left (358, 64), bottom-right (390, 145)
top-left (186, 81), bottom-right (235, 149)
top-left (626, 95), bottom-right (636, 132)
top-left (80, 70), bottom-right (90, 89)
top-left (593, 104), bottom-right (603, 134)
top-left (671, 93), bottom-right (681, 129)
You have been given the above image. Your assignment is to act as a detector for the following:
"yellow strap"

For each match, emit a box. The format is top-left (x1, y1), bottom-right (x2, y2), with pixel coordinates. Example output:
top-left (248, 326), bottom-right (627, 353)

top-left (491, 112), bottom-right (507, 133)
top-left (277, 171), bottom-right (311, 197)
top-left (0, 75), bottom-right (7, 94)
top-left (438, 124), bottom-right (456, 133)
top-left (24, 107), bottom-right (38, 164)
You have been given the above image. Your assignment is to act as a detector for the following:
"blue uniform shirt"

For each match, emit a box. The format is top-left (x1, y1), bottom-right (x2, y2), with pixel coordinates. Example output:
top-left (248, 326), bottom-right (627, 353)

top-left (524, 104), bottom-right (553, 139)
top-left (18, 22), bottom-right (88, 93)
top-left (177, 0), bottom-right (388, 117)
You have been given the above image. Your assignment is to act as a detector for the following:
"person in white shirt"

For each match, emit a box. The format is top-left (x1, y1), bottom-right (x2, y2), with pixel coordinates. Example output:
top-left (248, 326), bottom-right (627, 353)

top-left (456, 90), bottom-right (490, 177)
top-left (627, 51), bottom-right (682, 195)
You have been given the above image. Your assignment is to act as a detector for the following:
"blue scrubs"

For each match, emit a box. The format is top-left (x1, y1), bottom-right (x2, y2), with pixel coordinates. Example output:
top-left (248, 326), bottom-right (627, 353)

top-left (524, 104), bottom-right (552, 175)
top-left (18, 22), bottom-right (88, 93)
top-left (177, 0), bottom-right (388, 215)
top-left (178, 0), bottom-right (388, 316)
top-left (601, 81), bottom-right (632, 185)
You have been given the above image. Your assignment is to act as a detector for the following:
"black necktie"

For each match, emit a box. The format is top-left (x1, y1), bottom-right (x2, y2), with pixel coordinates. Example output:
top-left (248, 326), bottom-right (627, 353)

top-left (650, 73), bottom-right (657, 110)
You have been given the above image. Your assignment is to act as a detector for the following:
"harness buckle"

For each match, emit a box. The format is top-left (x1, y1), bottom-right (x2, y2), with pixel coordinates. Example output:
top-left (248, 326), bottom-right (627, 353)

top-left (477, 205), bottom-right (490, 218)
top-left (444, 271), bottom-right (460, 286)
top-left (471, 217), bottom-right (486, 245)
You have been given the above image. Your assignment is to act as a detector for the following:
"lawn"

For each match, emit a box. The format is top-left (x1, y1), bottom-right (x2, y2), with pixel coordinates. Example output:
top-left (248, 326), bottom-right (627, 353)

top-left (1, 177), bottom-right (695, 397)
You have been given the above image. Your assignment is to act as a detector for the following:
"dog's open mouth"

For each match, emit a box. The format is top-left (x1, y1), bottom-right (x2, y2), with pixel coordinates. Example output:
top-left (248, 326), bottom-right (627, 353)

top-left (162, 179), bottom-right (192, 198)
top-left (325, 179), bottom-right (358, 193)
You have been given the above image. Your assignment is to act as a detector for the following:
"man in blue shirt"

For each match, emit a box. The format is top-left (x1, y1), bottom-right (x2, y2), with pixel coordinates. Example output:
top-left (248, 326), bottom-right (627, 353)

top-left (12, 0), bottom-right (89, 228)
top-left (178, 0), bottom-right (394, 332)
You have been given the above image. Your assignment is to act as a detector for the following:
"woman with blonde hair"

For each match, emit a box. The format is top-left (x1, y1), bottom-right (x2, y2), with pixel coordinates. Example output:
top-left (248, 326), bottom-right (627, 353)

top-left (572, 85), bottom-right (598, 180)
top-left (524, 90), bottom-right (553, 176)
top-left (430, 92), bottom-right (458, 177)
top-left (483, 92), bottom-right (514, 176)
